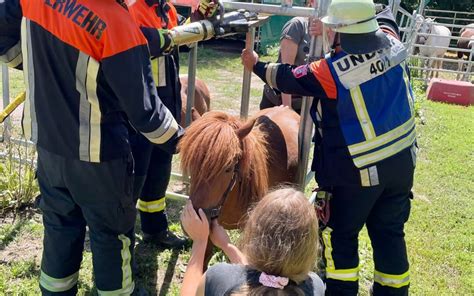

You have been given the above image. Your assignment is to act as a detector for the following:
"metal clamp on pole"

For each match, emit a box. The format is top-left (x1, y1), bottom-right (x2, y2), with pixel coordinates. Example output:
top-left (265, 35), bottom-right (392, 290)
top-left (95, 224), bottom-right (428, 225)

top-left (296, 0), bottom-right (330, 190)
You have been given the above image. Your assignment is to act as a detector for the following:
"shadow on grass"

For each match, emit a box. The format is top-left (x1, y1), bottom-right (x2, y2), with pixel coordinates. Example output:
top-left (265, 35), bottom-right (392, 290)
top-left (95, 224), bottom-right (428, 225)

top-left (133, 198), bottom-right (187, 295)
top-left (158, 248), bottom-right (180, 296)
top-left (0, 218), bottom-right (28, 250)
top-left (134, 241), bottom-right (181, 296)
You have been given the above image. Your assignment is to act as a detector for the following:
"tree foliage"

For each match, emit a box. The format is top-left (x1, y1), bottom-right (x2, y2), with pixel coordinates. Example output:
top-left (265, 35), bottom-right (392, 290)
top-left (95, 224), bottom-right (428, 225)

top-left (398, 0), bottom-right (473, 13)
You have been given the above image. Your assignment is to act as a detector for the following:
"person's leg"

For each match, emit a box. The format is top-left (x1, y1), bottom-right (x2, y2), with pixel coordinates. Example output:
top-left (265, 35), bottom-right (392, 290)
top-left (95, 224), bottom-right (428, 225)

top-left (366, 150), bottom-right (414, 296)
top-left (36, 148), bottom-right (86, 296)
top-left (322, 185), bottom-right (383, 296)
top-left (138, 147), bottom-right (186, 248)
top-left (130, 131), bottom-right (153, 202)
top-left (260, 85), bottom-right (279, 110)
top-left (65, 154), bottom-right (137, 295)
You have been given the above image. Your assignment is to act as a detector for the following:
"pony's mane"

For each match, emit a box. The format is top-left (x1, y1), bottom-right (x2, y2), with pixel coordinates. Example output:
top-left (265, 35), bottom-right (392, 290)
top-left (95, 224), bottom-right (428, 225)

top-left (179, 111), bottom-right (269, 208)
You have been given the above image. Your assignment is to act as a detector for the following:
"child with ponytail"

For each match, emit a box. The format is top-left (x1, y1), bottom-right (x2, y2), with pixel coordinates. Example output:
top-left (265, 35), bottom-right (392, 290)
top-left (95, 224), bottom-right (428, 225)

top-left (180, 187), bottom-right (325, 295)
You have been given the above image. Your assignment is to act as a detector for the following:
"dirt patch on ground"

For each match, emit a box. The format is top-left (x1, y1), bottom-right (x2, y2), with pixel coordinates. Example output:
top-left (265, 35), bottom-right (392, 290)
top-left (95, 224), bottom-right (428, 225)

top-left (0, 229), bottom-right (42, 265)
top-left (0, 211), bottom-right (43, 265)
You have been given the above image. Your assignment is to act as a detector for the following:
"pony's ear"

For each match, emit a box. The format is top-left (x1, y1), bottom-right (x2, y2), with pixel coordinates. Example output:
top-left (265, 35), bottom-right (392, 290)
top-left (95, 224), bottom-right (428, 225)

top-left (236, 117), bottom-right (258, 140)
top-left (191, 107), bottom-right (201, 121)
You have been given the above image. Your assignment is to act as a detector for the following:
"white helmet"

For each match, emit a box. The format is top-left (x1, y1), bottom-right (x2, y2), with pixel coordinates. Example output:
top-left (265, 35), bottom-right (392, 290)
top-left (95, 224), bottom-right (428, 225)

top-left (321, 0), bottom-right (391, 54)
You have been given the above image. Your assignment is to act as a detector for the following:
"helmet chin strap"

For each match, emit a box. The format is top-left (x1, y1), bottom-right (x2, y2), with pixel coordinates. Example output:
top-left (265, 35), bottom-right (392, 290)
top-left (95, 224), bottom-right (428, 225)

top-left (330, 32), bottom-right (341, 53)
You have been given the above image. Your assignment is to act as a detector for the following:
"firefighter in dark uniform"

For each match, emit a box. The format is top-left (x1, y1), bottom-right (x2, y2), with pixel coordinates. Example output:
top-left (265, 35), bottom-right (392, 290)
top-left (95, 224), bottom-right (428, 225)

top-left (242, 0), bottom-right (415, 295)
top-left (127, 0), bottom-right (217, 248)
top-left (0, 0), bottom-right (181, 294)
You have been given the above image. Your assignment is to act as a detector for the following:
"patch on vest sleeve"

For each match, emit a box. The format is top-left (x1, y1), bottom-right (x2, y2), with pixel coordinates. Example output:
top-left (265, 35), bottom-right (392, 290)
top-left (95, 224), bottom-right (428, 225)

top-left (292, 65), bottom-right (308, 78)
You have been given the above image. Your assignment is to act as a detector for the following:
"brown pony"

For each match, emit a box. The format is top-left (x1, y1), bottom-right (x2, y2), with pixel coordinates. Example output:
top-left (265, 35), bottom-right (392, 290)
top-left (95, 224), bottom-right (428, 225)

top-left (179, 75), bottom-right (211, 126)
top-left (456, 24), bottom-right (474, 81)
top-left (178, 107), bottom-right (300, 232)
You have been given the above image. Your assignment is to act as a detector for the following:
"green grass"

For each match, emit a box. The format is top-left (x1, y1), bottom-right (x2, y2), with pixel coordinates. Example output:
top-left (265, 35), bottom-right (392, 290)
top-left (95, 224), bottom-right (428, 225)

top-left (0, 68), bottom-right (24, 99)
top-left (179, 46), bottom-right (276, 115)
top-left (1, 47), bottom-right (473, 295)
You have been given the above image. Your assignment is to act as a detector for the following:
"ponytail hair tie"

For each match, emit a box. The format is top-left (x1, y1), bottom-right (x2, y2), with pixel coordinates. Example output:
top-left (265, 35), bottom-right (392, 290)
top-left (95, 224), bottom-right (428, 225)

top-left (258, 272), bottom-right (289, 289)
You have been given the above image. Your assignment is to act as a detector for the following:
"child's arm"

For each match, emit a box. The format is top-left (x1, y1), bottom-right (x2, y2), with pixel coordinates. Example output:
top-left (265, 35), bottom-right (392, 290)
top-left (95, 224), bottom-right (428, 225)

top-left (210, 220), bottom-right (248, 265)
top-left (181, 241), bottom-right (207, 296)
top-left (180, 202), bottom-right (209, 296)
top-left (220, 242), bottom-right (248, 265)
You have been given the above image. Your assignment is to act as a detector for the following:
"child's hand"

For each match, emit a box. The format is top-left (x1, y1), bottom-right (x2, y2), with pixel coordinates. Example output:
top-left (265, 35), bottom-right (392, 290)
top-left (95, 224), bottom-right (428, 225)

top-left (180, 201), bottom-right (209, 244)
top-left (210, 219), bottom-right (231, 250)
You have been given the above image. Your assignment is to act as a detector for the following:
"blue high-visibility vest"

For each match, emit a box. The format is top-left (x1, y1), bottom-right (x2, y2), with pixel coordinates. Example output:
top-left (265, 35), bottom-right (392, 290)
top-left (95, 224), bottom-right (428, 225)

top-left (325, 35), bottom-right (416, 169)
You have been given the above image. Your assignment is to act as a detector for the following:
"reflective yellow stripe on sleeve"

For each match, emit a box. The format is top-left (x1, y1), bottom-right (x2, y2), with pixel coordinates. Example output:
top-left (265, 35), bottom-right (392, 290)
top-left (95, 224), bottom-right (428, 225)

top-left (137, 197), bottom-right (166, 213)
top-left (350, 86), bottom-right (376, 140)
top-left (153, 57), bottom-right (167, 87)
top-left (0, 41), bottom-right (22, 68)
top-left (265, 63), bottom-right (279, 89)
top-left (141, 109), bottom-right (179, 145)
top-left (40, 271), bottom-right (79, 293)
top-left (374, 270), bottom-right (410, 288)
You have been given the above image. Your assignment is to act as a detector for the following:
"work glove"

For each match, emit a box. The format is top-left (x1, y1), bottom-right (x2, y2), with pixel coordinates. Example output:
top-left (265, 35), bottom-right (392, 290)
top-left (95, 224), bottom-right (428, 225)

top-left (158, 29), bottom-right (175, 54)
top-left (197, 0), bottom-right (218, 19)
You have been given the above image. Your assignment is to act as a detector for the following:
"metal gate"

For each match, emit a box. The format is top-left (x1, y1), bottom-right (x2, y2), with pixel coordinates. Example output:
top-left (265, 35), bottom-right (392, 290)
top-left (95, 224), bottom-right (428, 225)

top-left (403, 6), bottom-right (474, 82)
top-left (3, 1), bottom-right (469, 203)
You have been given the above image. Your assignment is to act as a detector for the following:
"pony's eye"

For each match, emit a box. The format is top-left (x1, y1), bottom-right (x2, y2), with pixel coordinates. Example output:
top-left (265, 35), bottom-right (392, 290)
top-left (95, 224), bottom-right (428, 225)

top-left (224, 167), bottom-right (232, 173)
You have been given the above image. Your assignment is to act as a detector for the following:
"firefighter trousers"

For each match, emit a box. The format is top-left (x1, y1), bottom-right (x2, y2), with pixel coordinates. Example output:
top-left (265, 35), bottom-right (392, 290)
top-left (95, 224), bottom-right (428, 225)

top-left (131, 133), bottom-right (172, 235)
top-left (322, 148), bottom-right (414, 296)
top-left (36, 147), bottom-right (136, 295)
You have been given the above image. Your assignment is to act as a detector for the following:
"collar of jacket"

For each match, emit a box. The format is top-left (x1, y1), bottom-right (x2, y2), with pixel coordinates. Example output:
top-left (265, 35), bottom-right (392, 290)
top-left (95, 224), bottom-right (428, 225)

top-left (145, 0), bottom-right (161, 6)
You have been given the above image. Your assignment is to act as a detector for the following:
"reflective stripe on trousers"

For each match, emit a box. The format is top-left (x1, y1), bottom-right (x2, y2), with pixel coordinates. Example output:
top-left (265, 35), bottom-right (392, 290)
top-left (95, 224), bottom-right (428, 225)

top-left (322, 227), bottom-right (360, 282)
top-left (374, 270), bottom-right (410, 288)
top-left (137, 197), bottom-right (166, 213)
top-left (97, 234), bottom-right (135, 295)
top-left (40, 271), bottom-right (79, 293)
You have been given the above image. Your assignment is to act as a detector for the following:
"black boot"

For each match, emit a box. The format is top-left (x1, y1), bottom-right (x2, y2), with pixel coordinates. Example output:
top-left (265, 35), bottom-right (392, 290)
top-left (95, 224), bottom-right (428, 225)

top-left (142, 229), bottom-right (187, 249)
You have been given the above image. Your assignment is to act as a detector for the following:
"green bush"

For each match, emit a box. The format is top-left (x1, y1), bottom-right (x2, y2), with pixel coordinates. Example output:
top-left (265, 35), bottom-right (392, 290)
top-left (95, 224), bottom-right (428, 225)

top-left (0, 143), bottom-right (38, 213)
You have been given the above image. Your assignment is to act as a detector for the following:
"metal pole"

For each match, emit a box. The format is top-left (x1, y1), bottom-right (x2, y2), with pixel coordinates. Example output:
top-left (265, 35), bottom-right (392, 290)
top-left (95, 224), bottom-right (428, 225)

top-left (185, 44), bottom-right (198, 127)
top-left (418, 0), bottom-right (426, 16)
top-left (406, 10), bottom-right (420, 55)
top-left (165, 190), bottom-right (189, 201)
top-left (391, 0), bottom-right (401, 17)
top-left (296, 0), bottom-right (330, 189)
top-left (222, 1), bottom-right (315, 17)
top-left (240, 27), bottom-right (255, 120)
top-left (464, 47), bottom-right (474, 82)
top-left (181, 44), bottom-right (198, 195)
top-left (1, 65), bottom-right (11, 143)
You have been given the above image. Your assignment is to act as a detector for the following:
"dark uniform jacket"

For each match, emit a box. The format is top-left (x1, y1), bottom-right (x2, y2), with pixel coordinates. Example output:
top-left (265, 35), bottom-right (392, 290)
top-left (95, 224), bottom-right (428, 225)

top-left (253, 9), bottom-right (413, 187)
top-left (0, 0), bottom-right (180, 162)
top-left (128, 0), bottom-right (182, 122)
